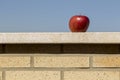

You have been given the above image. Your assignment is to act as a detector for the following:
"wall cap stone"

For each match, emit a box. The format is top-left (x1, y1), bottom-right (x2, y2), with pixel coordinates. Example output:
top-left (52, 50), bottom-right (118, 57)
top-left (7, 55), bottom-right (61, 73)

top-left (0, 32), bottom-right (120, 44)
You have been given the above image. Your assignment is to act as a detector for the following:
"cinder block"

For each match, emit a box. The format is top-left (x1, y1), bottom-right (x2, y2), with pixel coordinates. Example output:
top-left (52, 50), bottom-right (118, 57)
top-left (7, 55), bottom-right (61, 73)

top-left (0, 56), bottom-right (30, 67)
top-left (93, 56), bottom-right (120, 67)
top-left (0, 72), bottom-right (2, 80)
top-left (5, 44), bottom-right (61, 53)
top-left (63, 44), bottom-right (119, 53)
top-left (6, 71), bottom-right (60, 80)
top-left (64, 71), bottom-right (119, 80)
top-left (34, 56), bottom-right (89, 67)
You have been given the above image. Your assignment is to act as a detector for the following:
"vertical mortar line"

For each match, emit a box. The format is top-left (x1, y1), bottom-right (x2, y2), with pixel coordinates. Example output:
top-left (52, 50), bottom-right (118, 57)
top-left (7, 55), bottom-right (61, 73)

top-left (119, 70), bottom-right (120, 80)
top-left (60, 71), bottom-right (64, 80)
top-left (2, 44), bottom-right (6, 53)
top-left (30, 55), bottom-right (34, 67)
top-left (89, 55), bottom-right (93, 69)
top-left (2, 71), bottom-right (5, 80)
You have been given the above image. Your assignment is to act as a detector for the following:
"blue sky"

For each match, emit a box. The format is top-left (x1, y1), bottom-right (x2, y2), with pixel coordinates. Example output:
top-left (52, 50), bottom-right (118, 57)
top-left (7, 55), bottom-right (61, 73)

top-left (0, 0), bottom-right (120, 32)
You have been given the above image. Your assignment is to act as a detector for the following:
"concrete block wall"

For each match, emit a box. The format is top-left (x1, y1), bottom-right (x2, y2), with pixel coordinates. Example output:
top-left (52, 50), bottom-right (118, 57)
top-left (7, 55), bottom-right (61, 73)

top-left (0, 33), bottom-right (120, 80)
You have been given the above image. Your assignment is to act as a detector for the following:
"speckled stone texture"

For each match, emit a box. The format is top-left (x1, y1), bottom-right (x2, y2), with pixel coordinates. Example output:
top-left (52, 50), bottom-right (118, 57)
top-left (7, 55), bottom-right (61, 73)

top-left (0, 32), bottom-right (120, 80)
top-left (93, 56), bottom-right (120, 67)
top-left (0, 32), bottom-right (120, 44)
top-left (64, 71), bottom-right (119, 80)
top-left (34, 56), bottom-right (89, 67)
top-left (6, 71), bottom-right (60, 80)
top-left (0, 56), bottom-right (30, 67)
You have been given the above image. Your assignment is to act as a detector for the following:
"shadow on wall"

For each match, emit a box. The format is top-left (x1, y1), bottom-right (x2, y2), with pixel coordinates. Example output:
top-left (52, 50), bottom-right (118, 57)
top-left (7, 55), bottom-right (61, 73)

top-left (0, 44), bottom-right (120, 54)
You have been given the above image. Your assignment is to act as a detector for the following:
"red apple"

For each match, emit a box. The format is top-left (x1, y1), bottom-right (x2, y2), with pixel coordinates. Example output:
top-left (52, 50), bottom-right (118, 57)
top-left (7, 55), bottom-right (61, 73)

top-left (69, 15), bottom-right (90, 32)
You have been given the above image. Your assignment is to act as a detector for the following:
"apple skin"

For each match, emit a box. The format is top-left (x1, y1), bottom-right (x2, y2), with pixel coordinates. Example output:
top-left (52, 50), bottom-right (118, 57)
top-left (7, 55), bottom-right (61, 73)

top-left (69, 15), bottom-right (90, 32)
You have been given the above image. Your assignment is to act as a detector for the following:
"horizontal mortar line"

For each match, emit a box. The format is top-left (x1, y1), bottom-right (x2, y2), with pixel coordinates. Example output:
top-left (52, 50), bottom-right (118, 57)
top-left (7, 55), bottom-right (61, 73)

top-left (0, 53), bottom-right (91, 56)
top-left (1, 67), bottom-right (120, 71)
top-left (1, 69), bottom-right (120, 72)
top-left (91, 67), bottom-right (120, 69)
top-left (0, 54), bottom-right (89, 57)
top-left (1, 53), bottom-right (120, 56)
top-left (0, 67), bottom-right (90, 71)
top-left (88, 53), bottom-right (120, 57)
top-left (0, 54), bottom-right (33, 56)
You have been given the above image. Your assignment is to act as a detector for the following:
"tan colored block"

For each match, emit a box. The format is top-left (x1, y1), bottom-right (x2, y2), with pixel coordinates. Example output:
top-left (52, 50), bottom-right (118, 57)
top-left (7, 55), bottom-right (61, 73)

top-left (64, 71), bottom-right (119, 80)
top-left (34, 56), bottom-right (89, 67)
top-left (6, 71), bottom-right (60, 80)
top-left (6, 44), bottom-right (61, 53)
top-left (0, 72), bottom-right (2, 80)
top-left (63, 44), bottom-right (119, 53)
top-left (93, 56), bottom-right (120, 67)
top-left (0, 56), bottom-right (30, 67)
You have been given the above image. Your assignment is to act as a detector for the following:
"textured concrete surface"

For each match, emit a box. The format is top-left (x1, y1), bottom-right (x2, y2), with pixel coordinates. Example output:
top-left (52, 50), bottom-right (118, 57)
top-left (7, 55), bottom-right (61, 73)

top-left (6, 71), bottom-right (60, 80)
top-left (93, 56), bottom-right (120, 67)
top-left (0, 54), bottom-right (120, 79)
top-left (0, 56), bottom-right (30, 67)
top-left (0, 32), bottom-right (120, 43)
top-left (64, 71), bottom-right (119, 80)
top-left (34, 56), bottom-right (89, 67)
top-left (0, 32), bottom-right (120, 80)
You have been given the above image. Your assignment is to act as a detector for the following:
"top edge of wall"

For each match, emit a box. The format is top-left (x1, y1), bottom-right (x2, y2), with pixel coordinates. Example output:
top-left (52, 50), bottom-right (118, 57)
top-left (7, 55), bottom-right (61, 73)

top-left (0, 32), bottom-right (120, 44)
